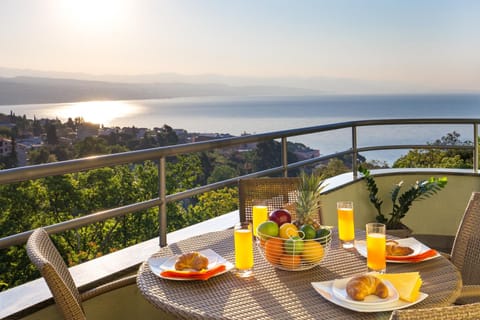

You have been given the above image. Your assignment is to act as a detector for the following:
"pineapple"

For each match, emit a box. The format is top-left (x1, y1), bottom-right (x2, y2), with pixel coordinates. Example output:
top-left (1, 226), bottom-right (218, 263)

top-left (292, 171), bottom-right (325, 230)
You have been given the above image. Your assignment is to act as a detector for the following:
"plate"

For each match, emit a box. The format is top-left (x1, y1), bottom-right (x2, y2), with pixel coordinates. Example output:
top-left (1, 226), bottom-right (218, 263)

top-left (355, 237), bottom-right (441, 263)
top-left (311, 280), bottom-right (428, 312)
top-left (331, 277), bottom-right (399, 306)
top-left (148, 249), bottom-right (234, 281)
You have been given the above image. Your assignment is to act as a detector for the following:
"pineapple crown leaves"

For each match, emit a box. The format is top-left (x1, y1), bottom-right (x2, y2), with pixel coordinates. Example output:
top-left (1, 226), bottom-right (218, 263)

top-left (295, 171), bottom-right (326, 218)
top-left (358, 166), bottom-right (448, 228)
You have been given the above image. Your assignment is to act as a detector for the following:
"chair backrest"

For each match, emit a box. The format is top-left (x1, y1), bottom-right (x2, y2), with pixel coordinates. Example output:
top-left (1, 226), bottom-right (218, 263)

top-left (238, 177), bottom-right (324, 224)
top-left (26, 228), bottom-right (86, 320)
top-left (450, 192), bottom-right (480, 285)
top-left (389, 302), bottom-right (480, 320)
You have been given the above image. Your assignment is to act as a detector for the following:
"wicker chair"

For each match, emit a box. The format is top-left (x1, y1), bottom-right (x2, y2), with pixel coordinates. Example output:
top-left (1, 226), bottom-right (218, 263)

top-left (448, 192), bottom-right (480, 304)
top-left (389, 302), bottom-right (480, 320)
top-left (26, 228), bottom-right (136, 320)
top-left (238, 177), bottom-right (323, 224)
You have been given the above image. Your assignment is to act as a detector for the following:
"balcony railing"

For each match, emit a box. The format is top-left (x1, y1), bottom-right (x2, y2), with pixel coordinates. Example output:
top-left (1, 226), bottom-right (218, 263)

top-left (0, 118), bottom-right (479, 251)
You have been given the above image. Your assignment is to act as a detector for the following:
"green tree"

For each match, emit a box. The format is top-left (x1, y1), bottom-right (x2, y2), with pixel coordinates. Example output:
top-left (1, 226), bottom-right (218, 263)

top-left (316, 158), bottom-right (349, 178)
top-left (254, 140), bottom-right (281, 171)
top-left (187, 187), bottom-right (238, 224)
top-left (254, 140), bottom-right (299, 174)
top-left (46, 124), bottom-right (58, 145)
top-left (207, 165), bottom-right (238, 183)
top-left (157, 125), bottom-right (178, 146)
top-left (28, 147), bottom-right (51, 165)
top-left (393, 132), bottom-right (473, 169)
top-left (75, 136), bottom-right (109, 157)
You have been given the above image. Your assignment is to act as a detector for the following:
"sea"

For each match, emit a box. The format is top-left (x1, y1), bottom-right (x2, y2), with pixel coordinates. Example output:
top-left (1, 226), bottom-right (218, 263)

top-left (2, 94), bottom-right (480, 165)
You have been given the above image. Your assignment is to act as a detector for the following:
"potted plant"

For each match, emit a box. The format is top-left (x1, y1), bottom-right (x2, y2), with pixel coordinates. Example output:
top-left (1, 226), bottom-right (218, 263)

top-left (358, 166), bottom-right (448, 237)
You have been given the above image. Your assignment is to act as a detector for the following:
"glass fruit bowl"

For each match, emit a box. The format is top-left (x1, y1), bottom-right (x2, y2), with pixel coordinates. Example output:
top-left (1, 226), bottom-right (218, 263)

top-left (256, 227), bottom-right (332, 271)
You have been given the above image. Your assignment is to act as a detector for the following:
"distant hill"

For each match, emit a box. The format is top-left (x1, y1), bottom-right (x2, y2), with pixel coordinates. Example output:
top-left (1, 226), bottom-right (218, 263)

top-left (0, 75), bottom-right (317, 105)
top-left (1, 66), bottom-right (466, 105)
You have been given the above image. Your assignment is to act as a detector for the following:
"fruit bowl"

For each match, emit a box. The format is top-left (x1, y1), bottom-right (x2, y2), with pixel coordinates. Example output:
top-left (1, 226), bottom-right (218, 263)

top-left (256, 227), bottom-right (332, 271)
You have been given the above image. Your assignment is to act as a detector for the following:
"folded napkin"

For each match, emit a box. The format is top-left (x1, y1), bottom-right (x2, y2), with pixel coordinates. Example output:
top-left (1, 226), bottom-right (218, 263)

top-left (160, 264), bottom-right (226, 280)
top-left (376, 272), bottom-right (422, 302)
top-left (387, 249), bottom-right (438, 262)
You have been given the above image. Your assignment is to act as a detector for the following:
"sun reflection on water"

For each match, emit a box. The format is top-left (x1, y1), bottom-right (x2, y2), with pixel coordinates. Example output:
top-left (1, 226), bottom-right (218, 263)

top-left (57, 101), bottom-right (140, 126)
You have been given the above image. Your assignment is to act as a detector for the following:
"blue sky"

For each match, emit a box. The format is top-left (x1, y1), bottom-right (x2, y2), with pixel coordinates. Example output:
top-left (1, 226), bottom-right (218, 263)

top-left (1, 0), bottom-right (479, 92)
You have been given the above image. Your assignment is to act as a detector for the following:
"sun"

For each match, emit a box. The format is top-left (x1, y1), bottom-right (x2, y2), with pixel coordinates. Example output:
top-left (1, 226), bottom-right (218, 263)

top-left (58, 0), bottom-right (131, 31)
top-left (57, 101), bottom-right (139, 126)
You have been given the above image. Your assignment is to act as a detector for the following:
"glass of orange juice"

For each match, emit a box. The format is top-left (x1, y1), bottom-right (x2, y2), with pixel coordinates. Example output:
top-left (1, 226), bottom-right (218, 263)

top-left (366, 222), bottom-right (386, 273)
top-left (252, 205), bottom-right (268, 236)
top-left (234, 222), bottom-right (254, 277)
top-left (337, 201), bottom-right (355, 248)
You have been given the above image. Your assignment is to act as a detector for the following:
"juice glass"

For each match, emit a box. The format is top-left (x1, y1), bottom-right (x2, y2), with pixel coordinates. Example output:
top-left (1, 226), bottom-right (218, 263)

top-left (234, 222), bottom-right (254, 277)
top-left (366, 223), bottom-right (386, 273)
top-left (337, 201), bottom-right (355, 248)
top-left (252, 205), bottom-right (268, 236)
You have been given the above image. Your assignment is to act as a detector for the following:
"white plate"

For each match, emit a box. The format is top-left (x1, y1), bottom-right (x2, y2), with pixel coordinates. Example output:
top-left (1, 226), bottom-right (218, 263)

top-left (148, 249), bottom-right (234, 281)
top-left (355, 237), bottom-right (441, 263)
top-left (312, 280), bottom-right (428, 312)
top-left (331, 277), bottom-right (399, 306)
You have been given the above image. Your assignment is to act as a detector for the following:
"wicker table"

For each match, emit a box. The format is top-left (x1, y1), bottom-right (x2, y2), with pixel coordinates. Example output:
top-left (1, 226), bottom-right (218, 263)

top-left (137, 229), bottom-right (461, 320)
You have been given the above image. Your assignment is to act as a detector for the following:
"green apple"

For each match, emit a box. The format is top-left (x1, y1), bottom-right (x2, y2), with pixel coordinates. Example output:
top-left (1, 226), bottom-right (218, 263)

top-left (284, 236), bottom-right (304, 254)
top-left (257, 221), bottom-right (279, 239)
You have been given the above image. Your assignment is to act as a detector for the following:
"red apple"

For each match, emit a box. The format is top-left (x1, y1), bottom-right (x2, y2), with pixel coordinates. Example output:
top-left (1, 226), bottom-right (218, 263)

top-left (268, 209), bottom-right (292, 227)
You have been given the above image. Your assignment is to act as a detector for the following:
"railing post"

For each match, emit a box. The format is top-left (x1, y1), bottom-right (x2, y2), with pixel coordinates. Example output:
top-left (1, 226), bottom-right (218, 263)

top-left (281, 137), bottom-right (288, 177)
top-left (159, 156), bottom-right (167, 247)
top-left (474, 123), bottom-right (478, 173)
top-left (352, 126), bottom-right (358, 178)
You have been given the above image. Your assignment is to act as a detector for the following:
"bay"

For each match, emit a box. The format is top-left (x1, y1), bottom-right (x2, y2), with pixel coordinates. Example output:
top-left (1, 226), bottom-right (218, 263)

top-left (3, 94), bottom-right (480, 165)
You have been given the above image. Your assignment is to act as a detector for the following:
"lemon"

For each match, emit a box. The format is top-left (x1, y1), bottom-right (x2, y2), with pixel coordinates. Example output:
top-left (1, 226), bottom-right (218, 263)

top-left (279, 223), bottom-right (299, 239)
top-left (302, 241), bottom-right (324, 263)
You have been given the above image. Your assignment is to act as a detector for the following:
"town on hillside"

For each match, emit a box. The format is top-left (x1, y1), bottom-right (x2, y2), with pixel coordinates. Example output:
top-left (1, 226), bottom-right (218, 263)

top-left (0, 112), bottom-right (319, 168)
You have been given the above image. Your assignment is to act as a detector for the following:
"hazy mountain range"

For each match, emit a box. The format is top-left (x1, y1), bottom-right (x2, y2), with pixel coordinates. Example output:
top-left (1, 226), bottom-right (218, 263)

top-left (0, 67), bottom-right (448, 105)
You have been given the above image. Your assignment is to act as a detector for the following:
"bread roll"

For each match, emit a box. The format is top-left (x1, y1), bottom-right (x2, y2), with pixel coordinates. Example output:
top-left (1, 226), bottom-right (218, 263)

top-left (174, 252), bottom-right (209, 271)
top-left (346, 275), bottom-right (389, 301)
top-left (386, 240), bottom-right (414, 256)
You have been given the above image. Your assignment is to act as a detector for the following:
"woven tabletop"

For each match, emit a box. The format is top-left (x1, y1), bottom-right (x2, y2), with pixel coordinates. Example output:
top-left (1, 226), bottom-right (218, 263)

top-left (137, 229), bottom-right (462, 320)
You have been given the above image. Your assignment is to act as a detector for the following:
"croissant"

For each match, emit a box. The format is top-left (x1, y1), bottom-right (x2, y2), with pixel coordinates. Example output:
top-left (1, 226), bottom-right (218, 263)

top-left (386, 240), bottom-right (414, 256)
top-left (346, 275), bottom-right (389, 301)
top-left (174, 252), bottom-right (209, 271)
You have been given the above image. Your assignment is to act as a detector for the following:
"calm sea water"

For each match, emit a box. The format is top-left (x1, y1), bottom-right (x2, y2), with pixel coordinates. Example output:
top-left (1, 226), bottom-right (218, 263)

top-left (3, 94), bottom-right (480, 165)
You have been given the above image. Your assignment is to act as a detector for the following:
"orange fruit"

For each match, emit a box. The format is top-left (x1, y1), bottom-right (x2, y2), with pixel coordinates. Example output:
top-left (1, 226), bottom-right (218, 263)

top-left (258, 238), bottom-right (266, 248)
top-left (264, 237), bottom-right (284, 265)
top-left (279, 223), bottom-right (299, 239)
top-left (280, 254), bottom-right (301, 269)
top-left (302, 241), bottom-right (324, 263)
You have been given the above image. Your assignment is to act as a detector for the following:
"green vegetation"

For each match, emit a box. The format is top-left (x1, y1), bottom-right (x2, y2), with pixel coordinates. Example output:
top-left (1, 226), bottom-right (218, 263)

top-left (0, 113), bottom-right (305, 290)
top-left (393, 131), bottom-right (475, 169)
top-left (359, 166), bottom-right (448, 229)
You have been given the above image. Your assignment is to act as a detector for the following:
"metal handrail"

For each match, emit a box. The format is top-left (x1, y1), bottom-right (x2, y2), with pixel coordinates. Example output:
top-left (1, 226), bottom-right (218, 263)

top-left (0, 118), bottom-right (478, 248)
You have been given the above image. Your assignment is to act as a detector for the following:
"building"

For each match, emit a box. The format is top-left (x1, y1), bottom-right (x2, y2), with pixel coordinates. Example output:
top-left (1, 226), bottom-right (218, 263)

top-left (0, 137), bottom-right (13, 156)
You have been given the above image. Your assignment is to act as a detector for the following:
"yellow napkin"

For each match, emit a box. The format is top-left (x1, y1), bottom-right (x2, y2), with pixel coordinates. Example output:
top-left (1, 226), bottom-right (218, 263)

top-left (375, 272), bottom-right (422, 302)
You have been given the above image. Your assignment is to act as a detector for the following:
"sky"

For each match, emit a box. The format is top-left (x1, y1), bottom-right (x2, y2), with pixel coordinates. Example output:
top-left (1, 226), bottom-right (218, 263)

top-left (1, 0), bottom-right (479, 92)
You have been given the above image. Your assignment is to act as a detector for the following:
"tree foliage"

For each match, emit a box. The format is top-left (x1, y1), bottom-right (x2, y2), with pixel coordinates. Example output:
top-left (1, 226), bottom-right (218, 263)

top-left (0, 154), bottom-right (237, 291)
top-left (393, 131), bottom-right (474, 169)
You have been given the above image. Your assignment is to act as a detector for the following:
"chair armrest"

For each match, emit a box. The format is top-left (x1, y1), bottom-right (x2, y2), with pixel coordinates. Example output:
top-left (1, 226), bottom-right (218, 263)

top-left (439, 251), bottom-right (451, 259)
top-left (80, 274), bottom-right (137, 301)
top-left (455, 285), bottom-right (480, 305)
